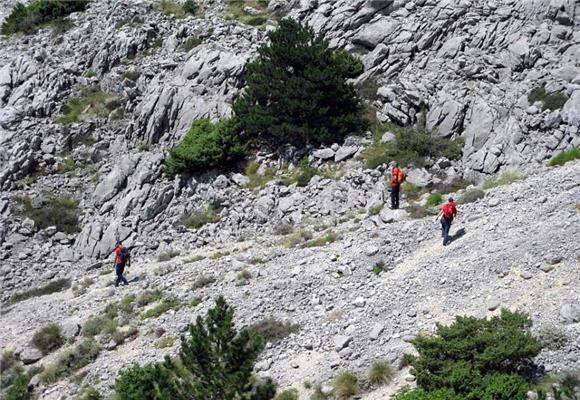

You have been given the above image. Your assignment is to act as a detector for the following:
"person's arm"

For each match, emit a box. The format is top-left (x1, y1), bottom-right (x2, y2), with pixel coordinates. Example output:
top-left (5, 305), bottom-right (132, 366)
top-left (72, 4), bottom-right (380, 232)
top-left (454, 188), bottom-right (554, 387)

top-left (435, 210), bottom-right (442, 221)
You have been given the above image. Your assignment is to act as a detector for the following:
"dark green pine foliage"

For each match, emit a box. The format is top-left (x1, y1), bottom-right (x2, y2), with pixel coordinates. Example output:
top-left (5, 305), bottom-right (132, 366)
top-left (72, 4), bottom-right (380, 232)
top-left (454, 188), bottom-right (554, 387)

top-left (113, 360), bottom-right (185, 400)
top-left (179, 296), bottom-right (264, 399)
top-left (397, 309), bottom-right (541, 400)
top-left (234, 18), bottom-right (366, 147)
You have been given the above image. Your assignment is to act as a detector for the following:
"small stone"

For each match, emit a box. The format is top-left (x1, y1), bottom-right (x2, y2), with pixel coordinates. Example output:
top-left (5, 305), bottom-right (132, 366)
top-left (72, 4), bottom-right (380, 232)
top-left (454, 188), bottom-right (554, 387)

top-left (313, 148), bottom-right (335, 160)
top-left (488, 198), bottom-right (500, 207)
top-left (520, 271), bottom-right (533, 280)
top-left (19, 347), bottom-right (42, 365)
top-left (334, 335), bottom-right (352, 350)
top-left (404, 374), bottom-right (416, 382)
top-left (488, 300), bottom-right (501, 311)
top-left (353, 297), bottom-right (366, 307)
top-left (321, 385), bottom-right (334, 396)
top-left (369, 323), bottom-right (384, 340)
top-left (539, 264), bottom-right (555, 273)
top-left (560, 303), bottom-right (580, 323)
top-left (381, 131), bottom-right (396, 143)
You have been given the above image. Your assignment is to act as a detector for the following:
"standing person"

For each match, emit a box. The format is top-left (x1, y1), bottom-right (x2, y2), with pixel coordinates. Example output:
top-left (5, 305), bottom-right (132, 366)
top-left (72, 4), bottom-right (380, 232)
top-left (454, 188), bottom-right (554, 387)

top-left (113, 240), bottom-right (130, 287)
top-left (435, 197), bottom-right (458, 246)
top-left (390, 161), bottom-right (405, 209)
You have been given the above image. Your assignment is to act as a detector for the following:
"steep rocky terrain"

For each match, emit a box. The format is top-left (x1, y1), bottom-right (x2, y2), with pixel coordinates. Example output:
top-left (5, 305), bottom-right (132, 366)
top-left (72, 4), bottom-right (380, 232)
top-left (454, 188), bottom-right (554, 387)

top-left (0, 0), bottom-right (579, 398)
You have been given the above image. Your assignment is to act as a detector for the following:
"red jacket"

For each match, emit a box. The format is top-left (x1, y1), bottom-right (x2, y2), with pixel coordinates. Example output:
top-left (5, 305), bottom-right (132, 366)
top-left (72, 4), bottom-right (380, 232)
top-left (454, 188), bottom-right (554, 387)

top-left (442, 201), bottom-right (457, 220)
top-left (391, 167), bottom-right (404, 188)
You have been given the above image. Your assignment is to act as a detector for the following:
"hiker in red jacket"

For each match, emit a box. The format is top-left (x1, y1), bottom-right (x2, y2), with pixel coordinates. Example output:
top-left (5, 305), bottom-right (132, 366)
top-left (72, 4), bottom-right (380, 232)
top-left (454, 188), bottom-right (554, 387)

top-left (113, 241), bottom-right (130, 287)
top-left (390, 161), bottom-right (405, 209)
top-left (435, 198), bottom-right (458, 246)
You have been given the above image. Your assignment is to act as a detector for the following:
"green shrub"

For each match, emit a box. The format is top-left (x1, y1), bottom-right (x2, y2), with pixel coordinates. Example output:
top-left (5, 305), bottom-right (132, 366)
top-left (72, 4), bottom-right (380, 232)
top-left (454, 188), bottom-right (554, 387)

top-left (275, 388), bottom-right (299, 400)
top-left (5, 278), bottom-right (71, 305)
top-left (209, 251), bottom-right (231, 260)
top-left (32, 323), bottom-right (65, 354)
top-left (368, 360), bottom-right (393, 386)
top-left (373, 261), bottom-right (385, 275)
top-left (434, 178), bottom-right (472, 195)
top-left (333, 371), bottom-right (359, 399)
top-left (283, 229), bottom-right (313, 248)
top-left (536, 373), bottom-right (580, 400)
top-left (192, 274), bottom-right (216, 290)
top-left (1, 0), bottom-right (89, 35)
top-left (181, 35), bottom-right (203, 52)
top-left (135, 290), bottom-right (163, 307)
top-left (305, 231), bottom-right (339, 247)
top-left (82, 315), bottom-right (117, 337)
top-left (402, 309), bottom-right (541, 400)
top-left (406, 205), bottom-right (435, 219)
top-left (183, 255), bottom-right (205, 264)
top-left (368, 204), bottom-right (384, 216)
top-left (156, 0), bottom-right (193, 18)
top-left (549, 147), bottom-right (580, 167)
top-left (190, 297), bottom-right (202, 307)
top-left (122, 70), bottom-right (140, 81)
top-left (401, 182), bottom-right (422, 201)
top-left (425, 192), bottom-right (443, 208)
top-left (225, 0), bottom-right (275, 26)
top-left (393, 388), bottom-right (461, 400)
top-left (142, 298), bottom-right (181, 319)
top-left (281, 158), bottom-right (319, 187)
top-left (4, 365), bottom-right (33, 400)
top-left (482, 170), bottom-right (526, 189)
top-left (13, 195), bottom-right (80, 233)
top-left (165, 118), bottom-right (248, 176)
top-left (114, 296), bottom-right (270, 400)
top-left (79, 386), bottom-right (102, 400)
top-left (234, 19), bottom-right (365, 147)
top-left (156, 336), bottom-right (175, 349)
top-left (58, 86), bottom-right (119, 124)
top-left (245, 318), bottom-right (300, 344)
top-left (184, 204), bottom-right (221, 229)
top-left (535, 324), bottom-right (567, 351)
top-left (41, 339), bottom-right (100, 383)
top-left (528, 86), bottom-right (569, 111)
top-left (182, 0), bottom-right (198, 15)
top-left (1, 351), bottom-right (17, 374)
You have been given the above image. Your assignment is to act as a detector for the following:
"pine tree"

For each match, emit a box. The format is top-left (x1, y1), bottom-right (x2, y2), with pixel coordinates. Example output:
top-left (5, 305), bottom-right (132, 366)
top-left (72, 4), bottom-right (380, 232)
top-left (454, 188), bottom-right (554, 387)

top-left (179, 296), bottom-right (264, 399)
top-left (234, 18), bottom-right (366, 147)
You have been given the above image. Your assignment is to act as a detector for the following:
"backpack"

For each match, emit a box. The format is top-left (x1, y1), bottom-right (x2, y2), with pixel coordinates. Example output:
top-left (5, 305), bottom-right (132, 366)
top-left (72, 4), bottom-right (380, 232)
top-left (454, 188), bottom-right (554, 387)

top-left (442, 203), bottom-right (455, 220)
top-left (120, 246), bottom-right (130, 263)
top-left (398, 169), bottom-right (406, 184)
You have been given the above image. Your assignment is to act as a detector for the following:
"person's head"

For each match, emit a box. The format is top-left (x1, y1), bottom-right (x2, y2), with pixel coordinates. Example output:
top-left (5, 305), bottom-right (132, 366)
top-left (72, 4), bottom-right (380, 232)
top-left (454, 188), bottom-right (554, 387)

top-left (116, 240), bottom-right (122, 247)
top-left (448, 197), bottom-right (454, 203)
top-left (393, 161), bottom-right (398, 168)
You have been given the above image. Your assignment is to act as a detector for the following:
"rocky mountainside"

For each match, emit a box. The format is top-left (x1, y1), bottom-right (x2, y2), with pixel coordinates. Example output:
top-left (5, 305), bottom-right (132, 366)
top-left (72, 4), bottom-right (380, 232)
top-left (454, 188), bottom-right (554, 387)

top-left (0, 0), bottom-right (579, 398)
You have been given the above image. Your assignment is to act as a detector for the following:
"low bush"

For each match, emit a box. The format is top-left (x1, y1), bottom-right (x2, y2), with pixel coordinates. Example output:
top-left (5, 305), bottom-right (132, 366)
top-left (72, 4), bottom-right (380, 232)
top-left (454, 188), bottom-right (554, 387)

top-left (406, 205), bottom-right (435, 219)
top-left (528, 86), bottom-right (569, 111)
top-left (400, 309), bottom-right (541, 400)
top-left (373, 261), bottom-right (385, 275)
top-left (275, 388), bottom-right (299, 400)
top-left (368, 204), bottom-right (384, 216)
top-left (191, 274), bottom-right (216, 290)
top-left (536, 373), bottom-right (580, 400)
top-left (6, 278), bottom-right (71, 305)
top-left (156, 0), bottom-right (198, 17)
top-left (236, 269), bottom-right (252, 285)
top-left (225, 0), bottom-right (275, 26)
top-left (434, 178), bottom-right (472, 194)
top-left (245, 160), bottom-right (276, 190)
top-left (425, 192), bottom-right (443, 208)
top-left (3, 365), bottom-right (33, 400)
top-left (32, 323), bottom-right (65, 355)
top-left (141, 298), bottom-right (181, 320)
top-left (82, 315), bottom-right (117, 337)
top-left (78, 386), bottom-right (102, 400)
top-left (401, 182), bottom-right (422, 201)
top-left (209, 250), bottom-right (231, 260)
top-left (549, 147), bottom-right (580, 167)
top-left (136, 290), bottom-right (163, 307)
top-left (1, 0), bottom-right (90, 35)
top-left (184, 204), bottom-right (221, 229)
top-left (535, 324), bottom-right (567, 351)
top-left (40, 339), bottom-right (100, 383)
top-left (165, 118), bottom-right (248, 176)
top-left (457, 188), bottom-right (485, 204)
top-left (158, 249), bottom-right (181, 262)
top-left (183, 255), bottom-right (205, 264)
top-left (245, 317), bottom-right (300, 345)
top-left (156, 336), bottom-right (175, 349)
top-left (283, 229), bottom-right (313, 248)
top-left (482, 170), bottom-right (526, 189)
top-left (281, 158), bottom-right (318, 187)
top-left (13, 195), bottom-right (80, 233)
top-left (333, 371), bottom-right (359, 399)
top-left (122, 70), bottom-right (140, 81)
top-left (181, 35), bottom-right (203, 51)
top-left (368, 360), bottom-right (393, 386)
top-left (58, 86), bottom-right (119, 124)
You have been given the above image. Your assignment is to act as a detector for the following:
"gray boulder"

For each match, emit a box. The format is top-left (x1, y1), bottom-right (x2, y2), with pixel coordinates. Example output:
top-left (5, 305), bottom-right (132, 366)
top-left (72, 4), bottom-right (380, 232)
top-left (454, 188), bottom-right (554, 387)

top-left (19, 347), bottom-right (42, 365)
top-left (561, 91), bottom-right (580, 126)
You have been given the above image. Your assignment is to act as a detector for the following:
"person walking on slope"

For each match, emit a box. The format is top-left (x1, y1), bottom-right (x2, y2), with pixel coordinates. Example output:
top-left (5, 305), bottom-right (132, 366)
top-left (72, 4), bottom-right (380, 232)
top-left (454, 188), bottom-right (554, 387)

top-left (390, 161), bottom-right (405, 209)
top-left (113, 241), bottom-right (130, 287)
top-left (435, 197), bottom-right (458, 246)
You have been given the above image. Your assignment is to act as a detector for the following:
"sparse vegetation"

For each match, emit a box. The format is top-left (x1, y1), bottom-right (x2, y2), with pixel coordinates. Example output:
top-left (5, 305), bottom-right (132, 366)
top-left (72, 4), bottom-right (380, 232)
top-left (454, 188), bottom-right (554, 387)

top-left (192, 274), bottom-right (216, 290)
top-left (549, 147), bottom-right (580, 167)
top-left (368, 203), bottom-right (384, 216)
top-left (183, 255), bottom-right (205, 264)
top-left (457, 188), bottom-right (485, 204)
top-left (136, 290), bottom-right (163, 307)
top-left (397, 309), bottom-right (541, 400)
top-left (275, 388), bottom-right (299, 400)
top-left (114, 296), bottom-right (272, 399)
top-left (157, 249), bottom-right (181, 262)
top-left (236, 269), bottom-right (252, 285)
top-left (32, 323), bottom-right (65, 355)
top-left (246, 317), bottom-right (300, 344)
top-left (41, 339), bottom-right (100, 384)
top-left (165, 118), bottom-right (248, 176)
top-left (122, 70), bottom-right (140, 81)
top-left (13, 195), bottom-right (80, 233)
top-left (283, 229), bottom-right (313, 248)
top-left (372, 261), bottom-right (385, 275)
top-left (305, 231), bottom-right (339, 247)
top-left (5, 278), bottom-right (71, 305)
top-left (368, 360), bottom-right (393, 386)
top-left (536, 324), bottom-right (567, 351)
top-left (156, 336), bottom-right (175, 349)
top-left (406, 205), bottom-right (436, 219)
top-left (434, 177), bottom-right (472, 194)
top-left (181, 35), bottom-right (203, 52)
top-left (184, 204), bottom-right (221, 229)
top-left (141, 298), bottom-right (182, 319)
top-left (245, 160), bottom-right (276, 190)
top-left (190, 297), bottom-right (202, 307)
top-left (156, 0), bottom-right (199, 18)
top-left (82, 315), bottom-right (117, 337)
top-left (210, 250), bottom-right (231, 260)
top-left (57, 155), bottom-right (77, 174)
top-left (1, 0), bottom-right (89, 35)
top-left (281, 158), bottom-right (318, 187)
top-left (333, 371), bottom-right (359, 399)
top-left (58, 86), bottom-right (119, 124)
top-left (528, 86), bottom-right (569, 111)
top-left (225, 0), bottom-right (276, 26)
top-left (72, 277), bottom-right (95, 296)
top-left (483, 170), bottom-right (526, 189)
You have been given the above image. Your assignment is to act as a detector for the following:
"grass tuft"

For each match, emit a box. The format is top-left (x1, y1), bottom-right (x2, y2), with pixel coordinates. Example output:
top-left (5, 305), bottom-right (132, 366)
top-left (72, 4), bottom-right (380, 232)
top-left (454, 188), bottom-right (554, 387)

top-left (40, 339), bottom-right (100, 384)
top-left (245, 317), bottom-right (300, 344)
top-left (425, 192), bottom-right (443, 208)
top-left (58, 86), bottom-right (119, 124)
top-left (6, 278), bottom-right (71, 305)
top-left (333, 370), bottom-right (359, 399)
top-left (368, 360), bottom-right (393, 386)
top-left (32, 323), bottom-right (65, 355)
top-left (549, 148), bottom-right (580, 167)
top-left (482, 170), bottom-right (526, 189)
top-left (528, 86), bottom-right (569, 111)
top-left (184, 204), bottom-right (221, 229)
top-left (457, 189), bottom-right (485, 205)
top-left (141, 298), bottom-right (181, 320)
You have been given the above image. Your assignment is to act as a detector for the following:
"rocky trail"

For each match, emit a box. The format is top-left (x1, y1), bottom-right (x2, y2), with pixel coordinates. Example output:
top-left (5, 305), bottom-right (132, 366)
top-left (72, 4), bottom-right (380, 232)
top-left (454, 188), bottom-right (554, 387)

top-left (1, 161), bottom-right (578, 399)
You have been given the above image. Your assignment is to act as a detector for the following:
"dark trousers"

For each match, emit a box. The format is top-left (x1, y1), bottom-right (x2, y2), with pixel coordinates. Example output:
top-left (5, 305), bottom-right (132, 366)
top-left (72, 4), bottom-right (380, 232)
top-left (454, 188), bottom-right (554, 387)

top-left (390, 186), bottom-right (400, 209)
top-left (115, 263), bottom-right (128, 287)
top-left (441, 217), bottom-right (452, 245)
